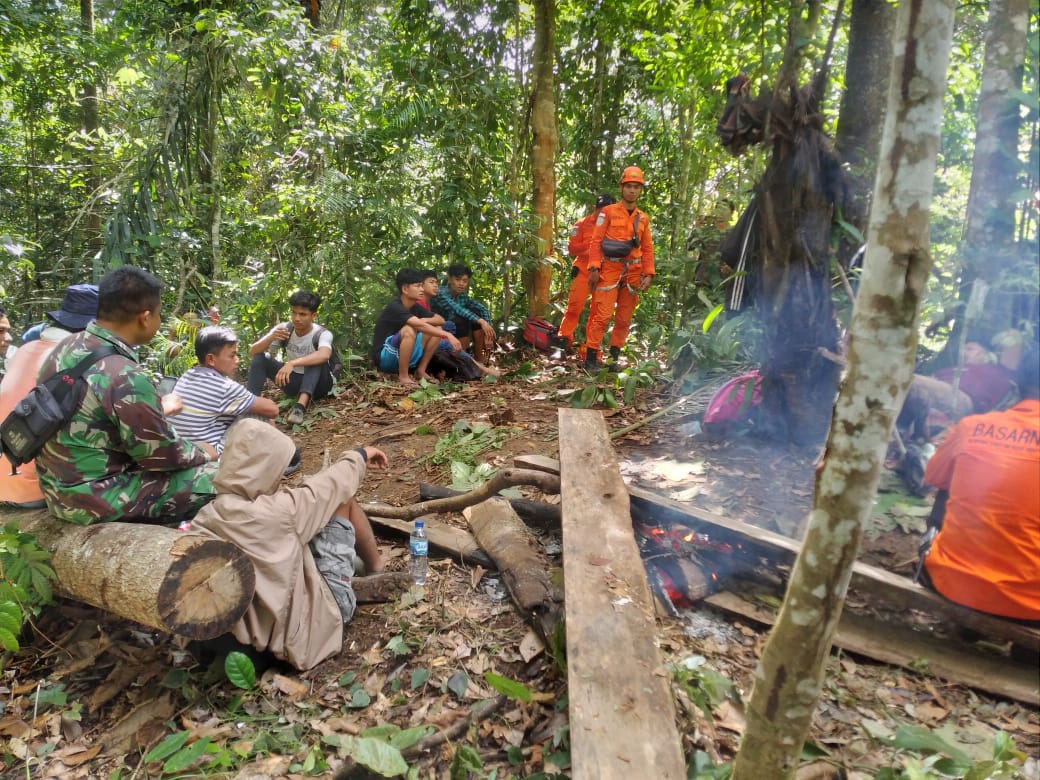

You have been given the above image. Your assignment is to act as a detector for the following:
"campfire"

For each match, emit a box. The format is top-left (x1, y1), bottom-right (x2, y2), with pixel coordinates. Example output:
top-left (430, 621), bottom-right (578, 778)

top-left (634, 514), bottom-right (750, 613)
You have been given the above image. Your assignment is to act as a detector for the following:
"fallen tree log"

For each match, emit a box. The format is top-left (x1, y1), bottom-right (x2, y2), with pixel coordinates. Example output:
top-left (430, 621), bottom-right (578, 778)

top-left (419, 483), bottom-right (560, 529)
top-left (465, 499), bottom-right (562, 643)
top-left (513, 455), bottom-right (1040, 654)
top-left (6, 508), bottom-right (255, 640)
top-left (361, 468), bottom-right (560, 521)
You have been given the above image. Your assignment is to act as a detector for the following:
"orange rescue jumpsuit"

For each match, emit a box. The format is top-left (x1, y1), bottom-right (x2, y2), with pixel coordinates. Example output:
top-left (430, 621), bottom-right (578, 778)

top-left (558, 211), bottom-right (598, 343)
top-left (584, 201), bottom-right (654, 353)
top-left (923, 399), bottom-right (1040, 620)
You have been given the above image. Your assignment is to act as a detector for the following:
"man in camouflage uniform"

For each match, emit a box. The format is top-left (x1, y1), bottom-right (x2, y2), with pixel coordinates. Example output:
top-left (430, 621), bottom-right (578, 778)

top-left (35, 266), bottom-right (218, 524)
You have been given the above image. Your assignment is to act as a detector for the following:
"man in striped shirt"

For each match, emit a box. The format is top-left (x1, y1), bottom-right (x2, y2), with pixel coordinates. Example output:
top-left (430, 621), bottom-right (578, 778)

top-left (172, 326), bottom-right (279, 454)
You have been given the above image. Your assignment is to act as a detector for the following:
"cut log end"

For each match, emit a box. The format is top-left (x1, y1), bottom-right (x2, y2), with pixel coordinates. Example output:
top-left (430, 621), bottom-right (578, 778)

top-left (157, 540), bottom-right (256, 640)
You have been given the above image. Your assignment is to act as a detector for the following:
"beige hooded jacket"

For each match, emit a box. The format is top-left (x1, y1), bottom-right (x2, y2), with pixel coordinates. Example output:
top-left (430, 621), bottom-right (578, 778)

top-left (190, 418), bottom-right (367, 670)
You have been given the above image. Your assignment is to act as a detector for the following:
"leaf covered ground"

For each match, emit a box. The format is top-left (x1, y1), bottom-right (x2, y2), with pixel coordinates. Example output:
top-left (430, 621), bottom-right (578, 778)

top-left (1, 349), bottom-right (1038, 779)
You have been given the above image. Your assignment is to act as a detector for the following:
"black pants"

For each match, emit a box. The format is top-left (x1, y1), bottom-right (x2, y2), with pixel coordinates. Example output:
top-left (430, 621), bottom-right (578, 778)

top-left (247, 354), bottom-right (333, 401)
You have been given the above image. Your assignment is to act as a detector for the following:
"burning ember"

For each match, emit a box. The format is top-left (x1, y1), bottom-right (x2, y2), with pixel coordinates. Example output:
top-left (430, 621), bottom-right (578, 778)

top-left (635, 519), bottom-right (749, 613)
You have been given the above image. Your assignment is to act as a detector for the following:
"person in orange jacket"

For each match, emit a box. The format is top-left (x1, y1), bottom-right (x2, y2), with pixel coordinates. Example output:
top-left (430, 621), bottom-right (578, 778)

top-left (918, 348), bottom-right (1040, 623)
top-left (557, 193), bottom-right (616, 348)
top-left (584, 166), bottom-right (654, 370)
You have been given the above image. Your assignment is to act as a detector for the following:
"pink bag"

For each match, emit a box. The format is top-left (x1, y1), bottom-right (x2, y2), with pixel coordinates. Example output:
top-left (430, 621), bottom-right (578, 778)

top-left (703, 371), bottom-right (762, 429)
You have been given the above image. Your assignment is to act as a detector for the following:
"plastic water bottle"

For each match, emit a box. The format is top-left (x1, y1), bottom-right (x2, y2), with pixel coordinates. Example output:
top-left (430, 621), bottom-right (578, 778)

top-left (409, 520), bottom-right (429, 585)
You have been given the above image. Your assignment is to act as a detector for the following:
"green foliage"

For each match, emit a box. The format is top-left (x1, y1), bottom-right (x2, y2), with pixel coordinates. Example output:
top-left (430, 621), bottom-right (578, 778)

top-left (0, 523), bottom-right (57, 654)
top-left (570, 369), bottom-right (619, 409)
top-left (671, 655), bottom-right (738, 721)
top-left (449, 743), bottom-right (484, 780)
top-left (616, 360), bottom-right (660, 404)
top-left (224, 651), bottom-right (257, 690)
top-left (422, 421), bottom-right (516, 470)
top-left (688, 751), bottom-right (733, 779)
top-left (450, 461), bottom-right (497, 491)
top-left (323, 732), bottom-right (410, 777)
top-left (484, 672), bottom-right (532, 702)
top-left (871, 728), bottom-right (1027, 779)
top-left (406, 379), bottom-right (455, 406)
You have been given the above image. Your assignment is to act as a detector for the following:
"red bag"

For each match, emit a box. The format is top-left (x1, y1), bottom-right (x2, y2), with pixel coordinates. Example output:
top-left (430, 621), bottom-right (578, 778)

top-left (522, 317), bottom-right (558, 350)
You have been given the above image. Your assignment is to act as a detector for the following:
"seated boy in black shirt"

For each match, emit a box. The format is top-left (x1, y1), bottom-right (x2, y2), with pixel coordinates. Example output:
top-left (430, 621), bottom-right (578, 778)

top-left (371, 268), bottom-right (462, 386)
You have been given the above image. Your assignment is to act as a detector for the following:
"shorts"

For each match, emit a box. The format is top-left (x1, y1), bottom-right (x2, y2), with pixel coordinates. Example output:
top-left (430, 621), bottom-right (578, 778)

top-left (309, 515), bottom-right (359, 623)
top-left (378, 332), bottom-right (423, 373)
top-left (438, 321), bottom-right (457, 352)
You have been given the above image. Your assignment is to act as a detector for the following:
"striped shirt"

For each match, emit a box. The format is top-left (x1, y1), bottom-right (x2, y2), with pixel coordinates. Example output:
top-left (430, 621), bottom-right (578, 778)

top-left (172, 366), bottom-right (258, 453)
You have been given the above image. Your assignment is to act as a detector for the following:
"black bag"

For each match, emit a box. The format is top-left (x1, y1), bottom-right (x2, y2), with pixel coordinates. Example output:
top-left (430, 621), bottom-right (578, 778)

top-left (0, 346), bottom-right (117, 474)
top-left (428, 350), bottom-right (483, 382)
top-left (600, 213), bottom-right (640, 258)
top-left (309, 326), bottom-right (345, 379)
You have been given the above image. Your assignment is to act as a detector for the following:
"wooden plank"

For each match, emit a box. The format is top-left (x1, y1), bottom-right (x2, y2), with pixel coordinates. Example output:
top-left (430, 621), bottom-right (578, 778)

top-left (367, 515), bottom-right (492, 567)
top-left (514, 454), bottom-right (1040, 652)
top-left (558, 410), bottom-right (686, 780)
top-left (706, 591), bottom-right (1039, 706)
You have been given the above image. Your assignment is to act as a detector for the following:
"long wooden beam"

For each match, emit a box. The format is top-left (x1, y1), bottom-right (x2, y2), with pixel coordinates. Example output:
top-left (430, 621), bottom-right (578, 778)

top-left (557, 410), bottom-right (686, 780)
top-left (514, 454), bottom-right (1040, 653)
top-left (705, 592), bottom-right (1038, 705)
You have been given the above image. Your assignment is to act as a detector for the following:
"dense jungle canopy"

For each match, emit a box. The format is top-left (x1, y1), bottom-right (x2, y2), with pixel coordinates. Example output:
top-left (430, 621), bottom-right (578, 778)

top-left (0, 0), bottom-right (1037, 379)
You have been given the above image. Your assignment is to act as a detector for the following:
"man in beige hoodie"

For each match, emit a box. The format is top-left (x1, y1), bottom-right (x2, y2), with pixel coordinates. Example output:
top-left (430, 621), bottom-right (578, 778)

top-left (190, 418), bottom-right (386, 670)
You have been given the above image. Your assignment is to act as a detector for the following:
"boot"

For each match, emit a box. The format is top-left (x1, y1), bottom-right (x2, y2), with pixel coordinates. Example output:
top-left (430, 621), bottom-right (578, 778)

top-left (607, 346), bottom-right (621, 369)
top-left (584, 348), bottom-right (601, 371)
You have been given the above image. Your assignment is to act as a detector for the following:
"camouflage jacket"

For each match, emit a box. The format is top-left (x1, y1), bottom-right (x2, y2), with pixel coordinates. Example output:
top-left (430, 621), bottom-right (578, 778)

top-left (35, 323), bottom-right (213, 524)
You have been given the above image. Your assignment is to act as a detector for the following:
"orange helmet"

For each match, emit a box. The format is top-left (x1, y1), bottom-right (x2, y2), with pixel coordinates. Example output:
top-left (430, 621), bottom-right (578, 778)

top-left (620, 166), bottom-right (645, 186)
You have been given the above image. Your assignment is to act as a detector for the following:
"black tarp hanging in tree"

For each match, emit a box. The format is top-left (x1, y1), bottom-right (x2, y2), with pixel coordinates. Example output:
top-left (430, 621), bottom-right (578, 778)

top-left (719, 71), bottom-right (849, 445)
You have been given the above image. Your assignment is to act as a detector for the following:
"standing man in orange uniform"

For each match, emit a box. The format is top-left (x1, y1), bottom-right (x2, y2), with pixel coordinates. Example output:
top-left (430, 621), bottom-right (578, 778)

top-left (557, 193), bottom-right (616, 348)
top-left (584, 166), bottom-right (654, 370)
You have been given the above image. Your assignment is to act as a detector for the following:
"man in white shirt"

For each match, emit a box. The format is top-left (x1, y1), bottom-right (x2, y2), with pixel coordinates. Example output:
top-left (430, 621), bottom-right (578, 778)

top-left (247, 290), bottom-right (336, 425)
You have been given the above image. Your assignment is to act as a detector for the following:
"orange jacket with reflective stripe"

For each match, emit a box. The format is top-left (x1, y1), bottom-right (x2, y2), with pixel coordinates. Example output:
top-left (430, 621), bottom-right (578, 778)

top-left (587, 202), bottom-right (654, 275)
top-left (923, 399), bottom-right (1040, 620)
top-left (567, 211), bottom-right (598, 271)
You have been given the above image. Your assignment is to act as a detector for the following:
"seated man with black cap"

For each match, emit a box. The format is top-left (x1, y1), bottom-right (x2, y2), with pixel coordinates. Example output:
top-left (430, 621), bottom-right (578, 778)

top-left (21, 283), bottom-right (99, 343)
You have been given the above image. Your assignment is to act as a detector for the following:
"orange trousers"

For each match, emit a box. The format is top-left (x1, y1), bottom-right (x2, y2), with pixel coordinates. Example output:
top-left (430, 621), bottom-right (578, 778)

top-left (584, 261), bottom-right (642, 352)
top-left (558, 266), bottom-right (593, 342)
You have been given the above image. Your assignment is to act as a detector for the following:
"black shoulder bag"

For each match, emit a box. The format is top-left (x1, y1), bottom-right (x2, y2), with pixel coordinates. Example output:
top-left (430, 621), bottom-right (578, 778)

top-left (0, 346), bottom-right (117, 474)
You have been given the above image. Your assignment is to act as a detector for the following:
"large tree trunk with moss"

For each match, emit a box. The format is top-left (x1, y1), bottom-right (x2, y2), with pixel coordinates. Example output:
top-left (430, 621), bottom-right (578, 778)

top-left (525, 0), bottom-right (557, 318)
top-left (732, 0), bottom-right (955, 774)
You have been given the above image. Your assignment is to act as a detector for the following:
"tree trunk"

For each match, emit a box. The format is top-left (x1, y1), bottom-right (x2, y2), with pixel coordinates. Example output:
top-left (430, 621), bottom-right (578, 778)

top-left (959, 0), bottom-right (1030, 331)
top-left (79, 0), bottom-right (102, 266)
top-left (200, 44), bottom-right (226, 283)
top-left (835, 0), bottom-right (896, 231)
top-left (585, 32), bottom-right (609, 184)
top-left (16, 510), bottom-right (255, 640)
top-left (525, 0), bottom-right (557, 318)
top-left (732, 0), bottom-right (955, 774)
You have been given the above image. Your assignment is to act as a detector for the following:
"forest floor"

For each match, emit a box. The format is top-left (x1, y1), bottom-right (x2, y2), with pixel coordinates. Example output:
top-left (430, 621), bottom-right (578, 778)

top-left (2, 346), bottom-right (1038, 780)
